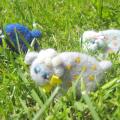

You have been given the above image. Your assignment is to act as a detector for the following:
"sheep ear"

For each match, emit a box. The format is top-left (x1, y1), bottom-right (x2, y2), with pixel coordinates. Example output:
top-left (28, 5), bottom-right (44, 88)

top-left (82, 30), bottom-right (98, 41)
top-left (24, 51), bottom-right (38, 65)
top-left (44, 58), bottom-right (52, 67)
top-left (51, 56), bottom-right (63, 67)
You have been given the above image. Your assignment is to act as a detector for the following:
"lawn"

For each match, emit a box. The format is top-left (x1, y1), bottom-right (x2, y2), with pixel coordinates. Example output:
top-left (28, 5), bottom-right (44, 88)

top-left (0, 0), bottom-right (120, 120)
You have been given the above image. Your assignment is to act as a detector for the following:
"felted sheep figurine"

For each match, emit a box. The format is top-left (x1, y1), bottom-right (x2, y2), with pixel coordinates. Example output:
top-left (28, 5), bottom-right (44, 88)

top-left (81, 29), bottom-right (120, 54)
top-left (0, 23), bottom-right (42, 52)
top-left (25, 48), bottom-right (112, 94)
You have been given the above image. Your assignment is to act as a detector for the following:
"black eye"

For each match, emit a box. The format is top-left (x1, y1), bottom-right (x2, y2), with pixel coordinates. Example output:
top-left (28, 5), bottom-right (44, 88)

top-left (42, 72), bottom-right (49, 79)
top-left (91, 41), bottom-right (95, 44)
top-left (34, 66), bottom-right (41, 74)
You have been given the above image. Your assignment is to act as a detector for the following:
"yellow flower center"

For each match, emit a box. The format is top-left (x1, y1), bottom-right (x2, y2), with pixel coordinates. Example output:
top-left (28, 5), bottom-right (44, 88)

top-left (91, 64), bottom-right (97, 71)
top-left (66, 64), bottom-right (72, 70)
top-left (75, 57), bottom-right (81, 63)
top-left (88, 75), bottom-right (95, 81)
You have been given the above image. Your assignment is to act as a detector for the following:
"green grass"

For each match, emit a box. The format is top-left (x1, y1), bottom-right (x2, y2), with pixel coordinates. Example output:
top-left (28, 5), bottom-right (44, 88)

top-left (0, 0), bottom-right (120, 119)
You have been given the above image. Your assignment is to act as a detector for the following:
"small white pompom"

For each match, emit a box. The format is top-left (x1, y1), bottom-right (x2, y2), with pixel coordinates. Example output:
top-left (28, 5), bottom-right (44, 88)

top-left (46, 48), bottom-right (57, 58)
top-left (45, 58), bottom-right (52, 67)
top-left (52, 56), bottom-right (62, 67)
top-left (38, 48), bottom-right (57, 60)
top-left (25, 52), bottom-right (38, 65)
top-left (38, 50), bottom-right (47, 57)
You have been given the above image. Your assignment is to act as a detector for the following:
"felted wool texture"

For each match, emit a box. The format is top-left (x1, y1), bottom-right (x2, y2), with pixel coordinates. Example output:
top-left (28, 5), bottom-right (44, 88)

top-left (54, 52), bottom-right (111, 92)
top-left (1, 24), bottom-right (42, 52)
top-left (25, 48), bottom-right (112, 94)
top-left (81, 29), bottom-right (120, 54)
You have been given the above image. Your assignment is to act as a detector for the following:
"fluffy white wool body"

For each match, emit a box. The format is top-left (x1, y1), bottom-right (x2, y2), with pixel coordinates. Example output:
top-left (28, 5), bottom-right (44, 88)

top-left (25, 48), bottom-right (112, 93)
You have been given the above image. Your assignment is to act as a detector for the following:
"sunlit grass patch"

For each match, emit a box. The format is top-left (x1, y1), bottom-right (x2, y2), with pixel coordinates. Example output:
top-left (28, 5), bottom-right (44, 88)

top-left (0, 0), bottom-right (120, 120)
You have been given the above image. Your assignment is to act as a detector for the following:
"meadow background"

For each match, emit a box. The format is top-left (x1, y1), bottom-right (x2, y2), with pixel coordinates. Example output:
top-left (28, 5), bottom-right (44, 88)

top-left (0, 0), bottom-right (120, 120)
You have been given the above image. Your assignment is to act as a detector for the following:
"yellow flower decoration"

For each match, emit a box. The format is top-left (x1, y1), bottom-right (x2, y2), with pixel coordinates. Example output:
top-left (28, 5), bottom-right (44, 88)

top-left (82, 66), bottom-right (87, 72)
top-left (91, 64), bottom-right (97, 71)
top-left (75, 57), bottom-right (81, 64)
top-left (66, 64), bottom-right (72, 70)
top-left (88, 75), bottom-right (95, 81)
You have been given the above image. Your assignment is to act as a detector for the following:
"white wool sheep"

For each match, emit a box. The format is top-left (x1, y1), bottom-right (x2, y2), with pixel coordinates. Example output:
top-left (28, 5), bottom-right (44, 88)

top-left (25, 48), bottom-right (112, 94)
top-left (81, 29), bottom-right (120, 53)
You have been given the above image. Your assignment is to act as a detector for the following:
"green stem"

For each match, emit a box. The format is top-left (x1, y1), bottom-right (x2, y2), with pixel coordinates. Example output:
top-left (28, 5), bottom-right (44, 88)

top-left (33, 86), bottom-right (60, 120)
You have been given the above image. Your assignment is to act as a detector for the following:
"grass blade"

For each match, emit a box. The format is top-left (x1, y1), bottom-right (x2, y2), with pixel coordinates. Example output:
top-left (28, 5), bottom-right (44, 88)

top-left (81, 78), bottom-right (101, 120)
top-left (33, 86), bottom-right (60, 120)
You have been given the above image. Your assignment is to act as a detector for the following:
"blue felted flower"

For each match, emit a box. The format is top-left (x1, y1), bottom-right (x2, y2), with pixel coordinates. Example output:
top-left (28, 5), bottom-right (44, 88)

top-left (4, 23), bottom-right (42, 52)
